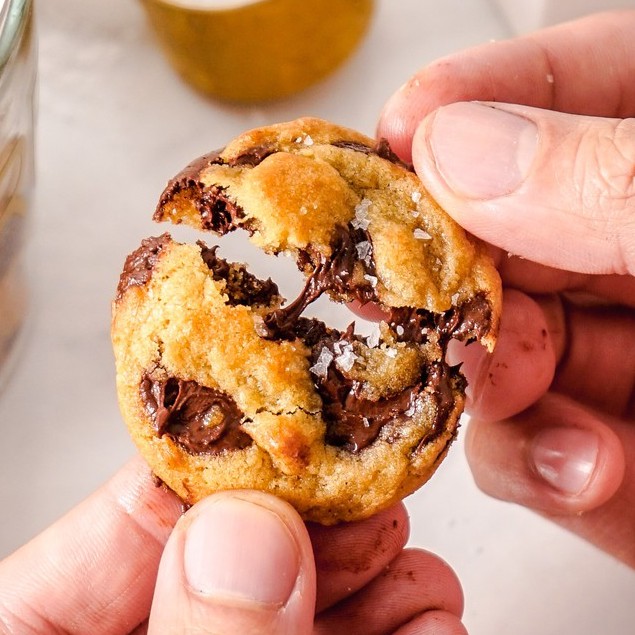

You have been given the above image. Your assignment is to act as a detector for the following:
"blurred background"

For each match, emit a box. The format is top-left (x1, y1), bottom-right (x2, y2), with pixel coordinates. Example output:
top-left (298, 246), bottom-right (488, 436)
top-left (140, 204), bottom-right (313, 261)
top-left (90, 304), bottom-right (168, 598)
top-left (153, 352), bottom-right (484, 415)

top-left (1, 1), bottom-right (634, 633)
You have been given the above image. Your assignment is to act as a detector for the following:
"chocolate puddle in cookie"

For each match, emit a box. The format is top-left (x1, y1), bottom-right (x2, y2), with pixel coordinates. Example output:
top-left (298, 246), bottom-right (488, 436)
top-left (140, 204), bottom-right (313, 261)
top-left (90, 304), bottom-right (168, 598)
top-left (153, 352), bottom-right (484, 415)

top-left (308, 327), bottom-right (463, 453)
top-left (140, 372), bottom-right (252, 455)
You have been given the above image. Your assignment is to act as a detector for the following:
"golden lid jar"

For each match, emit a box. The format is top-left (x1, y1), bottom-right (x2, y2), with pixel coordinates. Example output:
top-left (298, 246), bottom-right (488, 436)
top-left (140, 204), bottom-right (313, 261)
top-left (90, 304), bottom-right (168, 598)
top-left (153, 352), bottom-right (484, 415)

top-left (140, 0), bottom-right (375, 103)
top-left (0, 0), bottom-right (35, 389)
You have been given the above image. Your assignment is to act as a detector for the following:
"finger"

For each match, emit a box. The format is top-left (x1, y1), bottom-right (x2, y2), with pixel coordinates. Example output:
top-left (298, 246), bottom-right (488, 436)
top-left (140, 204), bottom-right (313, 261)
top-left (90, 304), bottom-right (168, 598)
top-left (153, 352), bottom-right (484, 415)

top-left (412, 102), bottom-right (635, 275)
top-left (0, 456), bottom-right (183, 635)
top-left (309, 503), bottom-right (410, 612)
top-left (378, 10), bottom-right (635, 160)
top-left (452, 288), bottom-right (635, 421)
top-left (491, 250), bottom-right (635, 309)
top-left (147, 491), bottom-right (316, 635)
top-left (447, 288), bottom-right (556, 421)
top-left (392, 610), bottom-right (468, 635)
top-left (552, 298), bottom-right (635, 419)
top-left (313, 548), bottom-right (464, 635)
top-left (465, 393), bottom-right (635, 565)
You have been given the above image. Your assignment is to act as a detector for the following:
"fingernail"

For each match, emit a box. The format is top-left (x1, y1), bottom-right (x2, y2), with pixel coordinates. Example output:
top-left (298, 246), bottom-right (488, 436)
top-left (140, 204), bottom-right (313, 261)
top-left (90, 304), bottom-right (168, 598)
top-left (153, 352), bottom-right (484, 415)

top-left (531, 427), bottom-right (599, 495)
top-left (183, 496), bottom-right (300, 605)
top-left (428, 102), bottom-right (538, 199)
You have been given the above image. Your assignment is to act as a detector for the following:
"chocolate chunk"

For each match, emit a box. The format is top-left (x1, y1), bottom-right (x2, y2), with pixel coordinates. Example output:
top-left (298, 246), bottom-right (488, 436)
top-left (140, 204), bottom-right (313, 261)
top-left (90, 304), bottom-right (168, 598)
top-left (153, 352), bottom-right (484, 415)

top-left (140, 372), bottom-right (252, 455)
top-left (373, 138), bottom-right (413, 171)
top-left (229, 145), bottom-right (276, 167)
top-left (310, 334), bottom-right (460, 453)
top-left (332, 138), bottom-right (413, 172)
top-left (195, 185), bottom-right (245, 234)
top-left (199, 243), bottom-right (280, 307)
top-left (116, 234), bottom-right (172, 301)
top-left (155, 149), bottom-right (247, 235)
top-left (156, 149), bottom-right (224, 212)
top-left (388, 293), bottom-right (493, 346)
top-left (416, 361), bottom-right (465, 452)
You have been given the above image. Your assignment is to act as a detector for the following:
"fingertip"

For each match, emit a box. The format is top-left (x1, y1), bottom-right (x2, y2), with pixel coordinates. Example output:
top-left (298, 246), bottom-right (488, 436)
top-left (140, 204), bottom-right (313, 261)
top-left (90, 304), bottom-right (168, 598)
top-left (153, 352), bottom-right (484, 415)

top-left (466, 394), bottom-right (626, 516)
top-left (148, 490), bottom-right (316, 634)
top-left (393, 610), bottom-right (468, 635)
top-left (450, 289), bottom-right (556, 421)
top-left (377, 84), bottom-right (418, 162)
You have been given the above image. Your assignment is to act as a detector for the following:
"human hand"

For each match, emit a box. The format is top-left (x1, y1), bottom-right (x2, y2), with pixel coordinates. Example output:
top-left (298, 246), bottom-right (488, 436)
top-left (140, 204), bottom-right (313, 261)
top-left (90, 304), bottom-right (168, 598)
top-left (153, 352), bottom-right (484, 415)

top-left (0, 457), bottom-right (466, 634)
top-left (378, 10), bottom-right (635, 565)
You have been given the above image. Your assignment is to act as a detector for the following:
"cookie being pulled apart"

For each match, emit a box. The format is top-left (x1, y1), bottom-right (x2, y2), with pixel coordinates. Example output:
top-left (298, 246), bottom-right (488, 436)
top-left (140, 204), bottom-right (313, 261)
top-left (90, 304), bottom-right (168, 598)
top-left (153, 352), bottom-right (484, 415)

top-left (112, 117), bottom-right (501, 524)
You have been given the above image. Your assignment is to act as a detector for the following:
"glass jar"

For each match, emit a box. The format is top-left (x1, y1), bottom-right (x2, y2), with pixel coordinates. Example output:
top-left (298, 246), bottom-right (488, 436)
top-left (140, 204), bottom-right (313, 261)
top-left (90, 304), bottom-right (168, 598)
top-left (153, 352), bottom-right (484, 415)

top-left (0, 0), bottom-right (35, 389)
top-left (140, 0), bottom-right (375, 103)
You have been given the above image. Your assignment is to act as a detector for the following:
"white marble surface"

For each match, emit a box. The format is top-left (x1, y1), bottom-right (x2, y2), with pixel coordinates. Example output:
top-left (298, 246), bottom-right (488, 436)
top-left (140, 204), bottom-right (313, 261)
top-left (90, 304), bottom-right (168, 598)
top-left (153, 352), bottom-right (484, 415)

top-left (1, 0), bottom-right (634, 633)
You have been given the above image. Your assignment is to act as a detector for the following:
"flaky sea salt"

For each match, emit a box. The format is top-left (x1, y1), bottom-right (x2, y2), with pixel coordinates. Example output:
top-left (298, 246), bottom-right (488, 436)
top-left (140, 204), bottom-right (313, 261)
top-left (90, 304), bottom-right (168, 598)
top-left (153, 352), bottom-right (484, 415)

top-left (351, 198), bottom-right (372, 230)
top-left (385, 347), bottom-right (398, 358)
top-left (355, 240), bottom-right (372, 263)
top-left (414, 228), bottom-right (432, 241)
top-left (304, 135), bottom-right (314, 146)
top-left (335, 348), bottom-right (357, 372)
top-left (309, 347), bottom-right (334, 378)
top-left (396, 325), bottom-right (405, 336)
top-left (404, 403), bottom-right (417, 417)
top-left (411, 191), bottom-right (422, 203)
top-left (366, 326), bottom-right (380, 349)
top-left (364, 274), bottom-right (378, 287)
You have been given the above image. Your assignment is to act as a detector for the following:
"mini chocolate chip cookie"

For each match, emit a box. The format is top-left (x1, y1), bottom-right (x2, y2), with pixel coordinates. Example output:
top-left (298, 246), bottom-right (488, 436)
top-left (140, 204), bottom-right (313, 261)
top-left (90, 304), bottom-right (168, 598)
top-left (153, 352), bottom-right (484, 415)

top-left (112, 118), bottom-right (501, 524)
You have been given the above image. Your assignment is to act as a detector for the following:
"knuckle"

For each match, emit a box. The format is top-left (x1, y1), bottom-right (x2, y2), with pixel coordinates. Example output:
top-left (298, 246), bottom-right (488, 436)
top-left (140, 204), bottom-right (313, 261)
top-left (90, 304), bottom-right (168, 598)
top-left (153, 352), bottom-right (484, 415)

top-left (575, 118), bottom-right (635, 274)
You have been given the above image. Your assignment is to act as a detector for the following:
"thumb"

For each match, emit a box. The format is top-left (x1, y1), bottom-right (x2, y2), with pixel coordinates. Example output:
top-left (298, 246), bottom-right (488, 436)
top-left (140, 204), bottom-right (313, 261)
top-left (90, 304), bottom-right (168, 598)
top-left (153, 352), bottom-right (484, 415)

top-left (147, 490), bottom-right (316, 635)
top-left (412, 101), bottom-right (635, 276)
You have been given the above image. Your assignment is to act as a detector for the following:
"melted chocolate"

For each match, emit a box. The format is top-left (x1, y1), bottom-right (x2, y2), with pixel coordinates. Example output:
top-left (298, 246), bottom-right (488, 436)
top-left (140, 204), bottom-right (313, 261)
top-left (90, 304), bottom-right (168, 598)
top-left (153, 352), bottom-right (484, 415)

top-left (140, 373), bottom-right (252, 455)
top-left (332, 138), bottom-right (413, 172)
top-left (230, 145), bottom-right (276, 167)
top-left (310, 333), bottom-right (461, 452)
top-left (116, 234), bottom-right (172, 301)
top-left (199, 243), bottom-right (280, 306)
top-left (145, 137), bottom-right (492, 457)
top-left (388, 293), bottom-right (493, 346)
top-left (155, 149), bottom-right (246, 234)
top-left (263, 225), bottom-right (379, 339)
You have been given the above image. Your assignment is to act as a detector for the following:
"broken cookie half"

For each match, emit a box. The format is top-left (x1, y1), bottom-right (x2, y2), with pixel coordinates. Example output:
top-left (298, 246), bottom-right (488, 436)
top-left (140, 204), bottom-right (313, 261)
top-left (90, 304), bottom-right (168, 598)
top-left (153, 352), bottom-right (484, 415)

top-left (112, 117), bottom-right (501, 524)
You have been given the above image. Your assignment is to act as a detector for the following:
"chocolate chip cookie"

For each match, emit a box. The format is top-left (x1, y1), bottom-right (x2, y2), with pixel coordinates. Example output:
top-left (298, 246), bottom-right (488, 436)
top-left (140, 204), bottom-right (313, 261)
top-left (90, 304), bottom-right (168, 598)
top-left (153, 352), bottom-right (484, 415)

top-left (112, 118), bottom-right (501, 524)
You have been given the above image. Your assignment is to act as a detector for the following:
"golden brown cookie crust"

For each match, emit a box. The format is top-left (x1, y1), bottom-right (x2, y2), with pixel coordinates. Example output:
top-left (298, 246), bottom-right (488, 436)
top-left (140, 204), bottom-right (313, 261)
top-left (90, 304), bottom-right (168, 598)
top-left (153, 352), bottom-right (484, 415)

top-left (112, 118), bottom-right (501, 524)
